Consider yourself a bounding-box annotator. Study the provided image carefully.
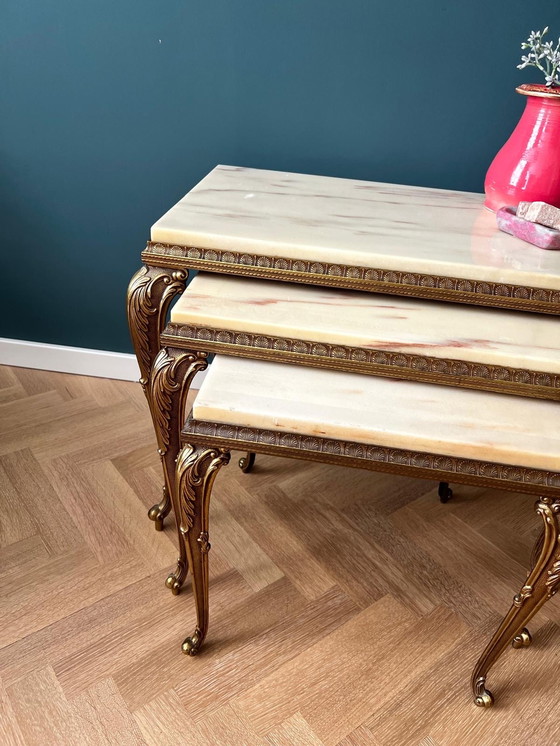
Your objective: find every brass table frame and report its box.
[143,240,560,315]
[176,413,560,709]
[162,321,560,402]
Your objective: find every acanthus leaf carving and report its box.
[126,265,188,390]
[149,348,208,454]
[175,444,230,534]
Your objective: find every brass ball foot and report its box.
[473,676,494,708]
[181,637,199,656]
[474,690,494,708]
[148,505,164,531]
[181,628,203,656]
[512,628,532,649]
[238,452,256,474]
[165,559,187,595]
[165,574,181,595]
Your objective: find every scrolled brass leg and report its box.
[471,496,560,707]
[175,443,230,655]
[238,452,256,473]
[127,265,189,531]
[149,348,209,593]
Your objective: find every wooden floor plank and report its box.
[7,667,90,746]
[134,690,201,746]
[1,449,82,554]
[0,678,26,746]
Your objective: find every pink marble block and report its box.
[496,207,560,250]
[517,201,560,230]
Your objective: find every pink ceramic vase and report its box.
[484,84,560,211]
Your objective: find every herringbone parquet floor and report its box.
[1,364,560,745]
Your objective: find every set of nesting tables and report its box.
[127,165,560,708]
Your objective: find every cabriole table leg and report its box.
[149,347,208,594]
[471,496,560,707]
[126,265,188,530]
[175,443,230,655]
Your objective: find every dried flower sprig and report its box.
[518,27,560,86]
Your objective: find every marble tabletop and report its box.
[193,356,560,472]
[171,273,560,375]
[151,165,560,291]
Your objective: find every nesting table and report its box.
[127,165,560,708]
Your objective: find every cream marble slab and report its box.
[171,273,560,374]
[193,356,560,472]
[151,165,560,291]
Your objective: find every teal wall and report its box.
[2,1,557,353]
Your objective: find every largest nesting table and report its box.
[127,165,560,708]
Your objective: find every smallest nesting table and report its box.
[177,355,560,708]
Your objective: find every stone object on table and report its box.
[517,201,560,230]
[496,207,560,251]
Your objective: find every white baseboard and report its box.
[0,337,207,388]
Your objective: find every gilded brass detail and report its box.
[545,558,560,596]
[182,417,560,497]
[197,532,211,553]
[162,322,560,401]
[143,241,560,314]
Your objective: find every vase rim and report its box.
[516,83,560,99]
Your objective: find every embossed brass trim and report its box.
[182,418,560,497]
[162,322,560,401]
[142,241,560,314]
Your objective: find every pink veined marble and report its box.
[496,207,560,250]
[484,85,560,212]
[517,200,560,230]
